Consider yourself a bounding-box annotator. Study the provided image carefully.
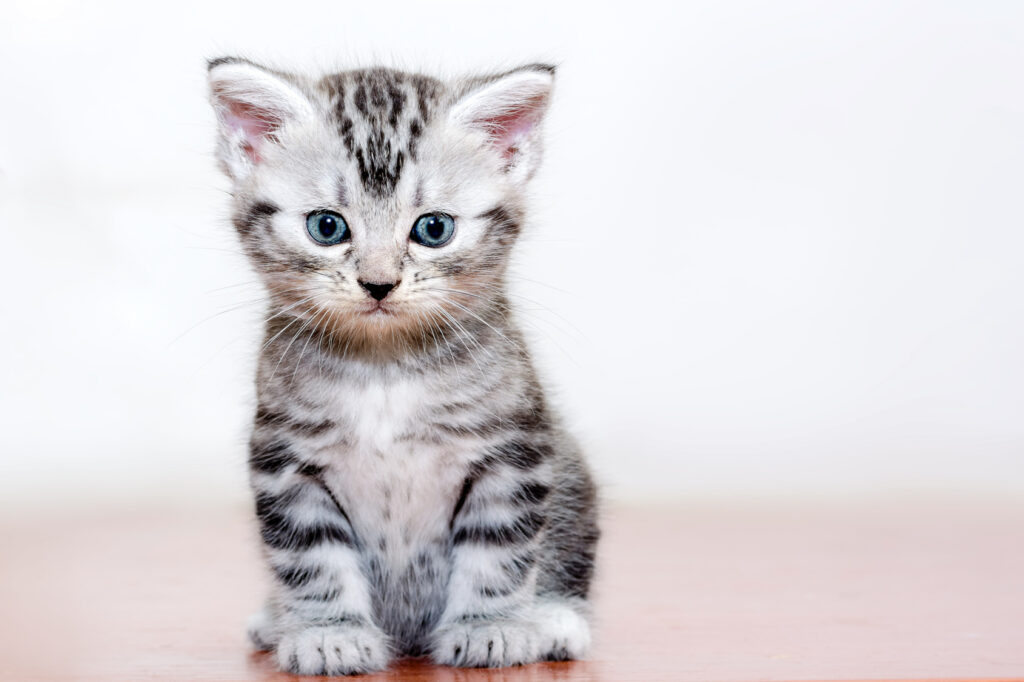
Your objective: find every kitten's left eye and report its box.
[410,213,455,247]
[306,211,350,245]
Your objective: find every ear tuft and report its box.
[207,58,313,181]
[450,65,555,183]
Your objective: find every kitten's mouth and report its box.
[362,302,397,317]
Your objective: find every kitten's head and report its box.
[207,58,554,356]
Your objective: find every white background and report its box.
[1,1,1022,509]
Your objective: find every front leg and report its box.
[248,436,390,675]
[431,442,592,668]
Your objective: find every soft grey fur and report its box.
[207,59,599,675]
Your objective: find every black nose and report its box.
[359,280,397,301]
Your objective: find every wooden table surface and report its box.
[1,499,1022,681]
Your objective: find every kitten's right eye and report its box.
[306,211,350,245]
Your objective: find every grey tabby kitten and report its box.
[206,58,599,675]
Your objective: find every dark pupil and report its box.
[319,216,337,238]
[426,218,444,240]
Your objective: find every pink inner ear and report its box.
[479,93,547,161]
[222,99,281,164]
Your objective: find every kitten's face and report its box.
[209,63,552,355]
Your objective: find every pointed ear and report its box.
[207,57,314,181]
[449,64,555,184]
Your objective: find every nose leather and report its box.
[359,280,397,301]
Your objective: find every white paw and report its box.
[246,609,278,651]
[431,603,591,668]
[275,622,391,675]
[432,619,540,668]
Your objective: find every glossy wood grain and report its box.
[1,500,1022,681]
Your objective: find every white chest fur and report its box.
[316,373,473,563]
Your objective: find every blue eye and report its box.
[411,213,455,247]
[306,211,350,245]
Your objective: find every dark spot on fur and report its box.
[273,564,321,588]
[339,115,355,153]
[370,80,388,110]
[411,75,436,120]
[354,83,368,116]
[387,81,405,127]
[256,489,354,551]
[492,439,550,470]
[353,129,406,197]
[434,257,467,276]
[255,405,335,438]
[510,481,551,506]
[478,582,519,598]
[287,255,322,272]
[501,549,536,584]
[296,461,325,478]
[477,205,522,245]
[297,587,342,602]
[450,474,477,529]
[408,119,423,159]
[452,510,545,546]
[233,201,279,238]
[248,439,296,473]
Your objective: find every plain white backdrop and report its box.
[1,1,1022,509]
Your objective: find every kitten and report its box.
[207,58,599,675]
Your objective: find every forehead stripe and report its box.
[320,68,442,199]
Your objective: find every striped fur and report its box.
[208,59,598,675]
